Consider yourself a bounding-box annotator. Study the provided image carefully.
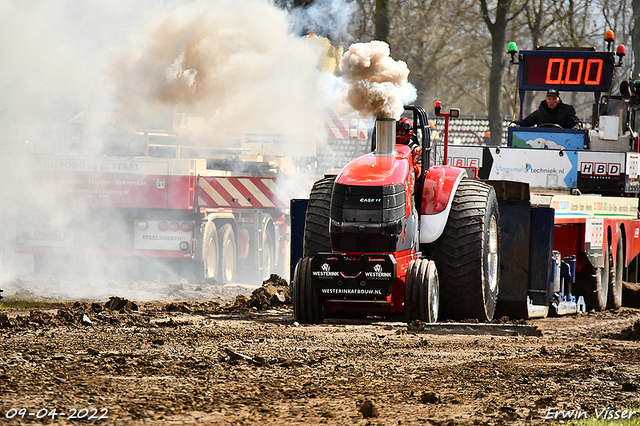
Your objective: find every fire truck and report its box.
[14,112,370,284]
[289,32,640,322]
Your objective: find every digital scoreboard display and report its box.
[520,50,615,92]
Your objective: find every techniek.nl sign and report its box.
[488,148,578,188]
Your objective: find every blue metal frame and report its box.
[508,127,589,150]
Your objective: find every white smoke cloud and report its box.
[287,0,358,45]
[110,0,329,141]
[0,0,165,154]
[335,40,417,119]
[0,0,360,291]
[0,0,166,281]
[0,0,414,294]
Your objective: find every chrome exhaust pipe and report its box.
[375,117,396,156]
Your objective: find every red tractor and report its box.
[292,105,500,324]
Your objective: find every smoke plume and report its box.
[0,0,418,295]
[287,0,357,45]
[335,40,416,119]
[110,0,328,141]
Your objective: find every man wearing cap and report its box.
[514,89,581,129]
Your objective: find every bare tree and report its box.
[600,0,633,82]
[375,0,390,42]
[319,0,634,123]
[292,0,315,7]
[634,0,640,79]
[384,0,492,113]
[480,0,528,145]
[514,0,558,116]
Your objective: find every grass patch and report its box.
[0,300,60,311]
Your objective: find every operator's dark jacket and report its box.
[514,100,580,129]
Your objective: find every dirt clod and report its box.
[620,319,640,340]
[0,314,10,327]
[105,296,138,311]
[358,399,379,418]
[248,274,291,310]
[420,391,439,404]
[623,281,640,308]
[164,302,192,313]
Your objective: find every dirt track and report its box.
[1,277,639,425]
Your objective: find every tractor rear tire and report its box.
[303,176,335,257]
[405,259,439,323]
[430,179,500,322]
[293,257,325,324]
[607,232,624,309]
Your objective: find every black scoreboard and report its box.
[519,50,615,93]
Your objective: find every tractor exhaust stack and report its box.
[375,117,396,156]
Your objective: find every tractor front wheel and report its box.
[405,259,439,323]
[292,257,325,324]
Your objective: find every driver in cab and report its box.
[513,89,581,129]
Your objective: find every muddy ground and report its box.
[0,276,639,425]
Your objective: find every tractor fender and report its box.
[419,165,467,243]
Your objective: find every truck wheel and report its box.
[293,257,325,324]
[607,232,624,309]
[218,223,236,283]
[201,219,219,281]
[261,233,274,282]
[576,247,609,311]
[431,179,500,322]
[303,176,335,257]
[405,259,439,323]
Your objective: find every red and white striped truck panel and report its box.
[197,176,315,211]
[325,113,370,140]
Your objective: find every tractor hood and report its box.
[336,148,411,187]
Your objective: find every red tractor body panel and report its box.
[421,165,467,215]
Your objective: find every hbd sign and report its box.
[580,162,621,176]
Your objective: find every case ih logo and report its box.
[581,162,621,176]
[360,198,381,203]
[313,263,339,278]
